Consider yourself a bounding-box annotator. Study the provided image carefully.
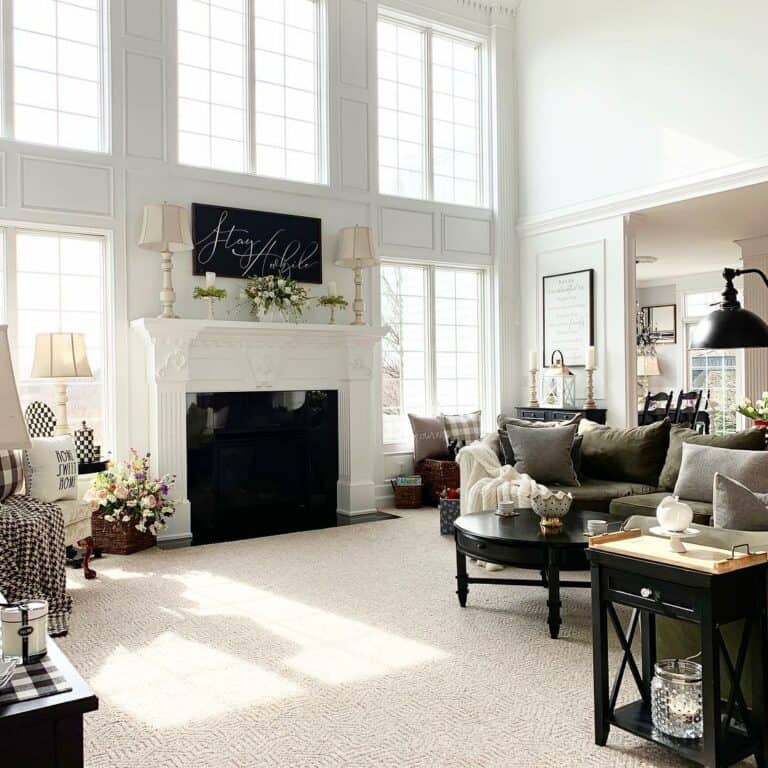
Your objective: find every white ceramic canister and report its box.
[1,601,48,664]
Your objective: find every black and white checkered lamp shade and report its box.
[24,401,56,438]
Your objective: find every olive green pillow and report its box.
[578,419,671,486]
[658,425,766,491]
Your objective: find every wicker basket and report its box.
[92,512,156,555]
[390,480,423,509]
[415,458,460,506]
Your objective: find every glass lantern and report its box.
[651,659,703,739]
[540,350,576,408]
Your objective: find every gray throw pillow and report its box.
[408,414,448,463]
[505,423,580,486]
[658,425,766,491]
[713,473,768,531]
[674,443,768,503]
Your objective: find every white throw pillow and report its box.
[26,436,79,503]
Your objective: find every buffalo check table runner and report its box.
[0,656,71,705]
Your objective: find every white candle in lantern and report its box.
[587,345,596,369]
[205,271,216,287]
[328,281,337,297]
[529,350,537,371]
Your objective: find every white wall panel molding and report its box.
[339,99,370,191]
[123,0,165,42]
[517,158,768,239]
[442,214,491,257]
[124,51,166,161]
[339,0,369,89]
[0,153,6,208]
[19,156,114,217]
[379,207,434,249]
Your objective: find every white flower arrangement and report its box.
[242,275,310,321]
[734,393,768,422]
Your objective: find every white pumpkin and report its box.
[656,495,694,533]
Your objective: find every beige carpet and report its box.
[60,509,710,767]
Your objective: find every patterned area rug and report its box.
[60,509,727,768]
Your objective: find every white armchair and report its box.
[59,475,96,579]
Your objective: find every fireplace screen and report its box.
[187,390,338,545]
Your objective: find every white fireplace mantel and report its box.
[131,317,387,546]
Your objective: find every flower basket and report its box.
[92,513,156,555]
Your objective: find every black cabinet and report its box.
[515,406,607,424]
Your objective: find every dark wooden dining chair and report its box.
[640,391,674,425]
[673,389,703,428]
[694,389,711,434]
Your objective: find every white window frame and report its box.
[377,7,489,209]
[0,0,111,154]
[0,222,117,451]
[175,0,329,186]
[380,260,492,451]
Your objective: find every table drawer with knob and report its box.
[455,531,545,567]
[604,569,702,619]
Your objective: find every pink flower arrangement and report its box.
[85,450,176,535]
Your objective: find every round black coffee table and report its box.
[453,509,620,638]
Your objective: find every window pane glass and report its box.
[14,232,108,446]
[177,0,247,172]
[431,34,481,206]
[252,1,322,183]
[381,265,428,445]
[377,18,426,200]
[13,0,105,152]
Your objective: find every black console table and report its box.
[515,406,607,424]
[587,536,768,767]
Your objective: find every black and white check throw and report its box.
[442,410,482,443]
[0,655,71,705]
[0,450,24,501]
[24,401,56,439]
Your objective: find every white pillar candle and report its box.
[587,345,596,369]
[205,271,216,287]
[328,281,337,297]
[529,349,537,370]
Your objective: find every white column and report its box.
[489,8,519,412]
[735,235,768,401]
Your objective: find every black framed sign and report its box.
[542,268,594,367]
[191,203,323,284]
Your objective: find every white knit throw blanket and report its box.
[458,442,539,515]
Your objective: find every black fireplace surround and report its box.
[187,390,339,545]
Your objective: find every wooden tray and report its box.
[589,529,768,574]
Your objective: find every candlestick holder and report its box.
[584,367,597,409]
[528,368,540,408]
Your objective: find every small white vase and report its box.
[656,495,694,532]
[258,306,284,323]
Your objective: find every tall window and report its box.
[177,0,326,184]
[684,290,739,435]
[377,12,485,207]
[0,229,109,445]
[381,263,485,446]
[11,0,107,152]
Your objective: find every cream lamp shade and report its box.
[636,354,661,377]
[335,226,378,268]
[0,325,31,450]
[138,203,193,253]
[31,333,92,379]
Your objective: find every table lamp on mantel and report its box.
[335,225,379,325]
[138,202,194,319]
[0,324,31,453]
[636,353,661,393]
[30,333,92,436]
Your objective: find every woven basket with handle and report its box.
[390,480,422,509]
[92,512,156,555]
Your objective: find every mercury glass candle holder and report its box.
[651,659,703,739]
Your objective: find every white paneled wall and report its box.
[0,0,514,510]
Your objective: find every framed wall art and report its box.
[643,304,677,344]
[542,269,594,367]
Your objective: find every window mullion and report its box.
[424,27,433,202]
[426,265,437,415]
[246,0,256,173]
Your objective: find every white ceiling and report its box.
[634,181,768,282]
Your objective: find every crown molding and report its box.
[455,0,521,16]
